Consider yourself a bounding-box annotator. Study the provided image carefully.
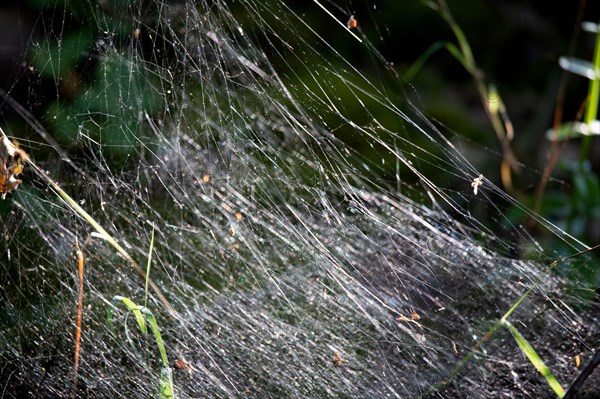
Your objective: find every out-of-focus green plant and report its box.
[411,1,599,274]
[407,0,518,191]
[29,5,162,160]
[541,21,600,246]
[549,22,600,150]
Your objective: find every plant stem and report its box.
[580,20,600,164]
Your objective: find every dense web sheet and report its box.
[0,1,598,398]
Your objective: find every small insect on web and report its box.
[471,174,484,195]
[0,127,28,199]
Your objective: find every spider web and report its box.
[0,1,597,398]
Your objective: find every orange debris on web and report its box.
[0,129,28,199]
[347,15,357,29]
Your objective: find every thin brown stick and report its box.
[72,240,84,399]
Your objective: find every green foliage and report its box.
[554,20,600,164]
[45,51,163,158]
[32,29,93,77]
[531,160,600,241]
[545,121,600,141]
[109,296,174,399]
[542,20,600,251]
[32,9,163,160]
[502,320,565,398]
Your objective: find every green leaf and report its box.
[573,166,600,217]
[140,307,169,368]
[420,1,439,12]
[502,320,565,398]
[403,41,466,81]
[113,295,147,334]
[32,28,92,78]
[112,297,175,398]
[145,222,156,308]
[160,367,175,399]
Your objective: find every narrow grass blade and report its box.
[111,296,175,398]
[427,243,600,396]
[145,222,156,308]
[403,41,466,81]
[502,320,565,398]
[140,307,168,368]
[72,242,85,399]
[113,295,147,334]
[160,367,175,399]
[581,23,600,162]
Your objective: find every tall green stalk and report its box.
[580,21,600,163]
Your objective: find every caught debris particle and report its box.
[0,128,28,199]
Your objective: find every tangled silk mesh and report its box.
[0,1,598,398]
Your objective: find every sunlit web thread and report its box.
[0,1,596,398]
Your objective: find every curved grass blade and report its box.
[113,295,147,334]
[111,296,175,398]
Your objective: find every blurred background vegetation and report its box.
[283,0,600,247]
